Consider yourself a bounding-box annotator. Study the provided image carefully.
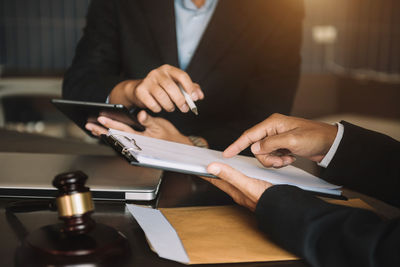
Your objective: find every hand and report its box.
[203,162,272,211]
[109,64,204,113]
[223,113,338,168]
[85,110,193,145]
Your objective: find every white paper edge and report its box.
[126,204,190,264]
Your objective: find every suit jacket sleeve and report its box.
[62,0,124,102]
[321,121,400,207]
[255,125,400,266]
[255,185,400,267]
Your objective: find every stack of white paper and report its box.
[109,129,341,196]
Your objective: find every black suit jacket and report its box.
[62,0,304,151]
[256,122,400,267]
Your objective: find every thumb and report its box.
[137,110,155,128]
[207,162,253,191]
[207,162,272,202]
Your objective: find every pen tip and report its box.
[192,108,198,116]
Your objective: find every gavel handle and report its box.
[5,199,57,213]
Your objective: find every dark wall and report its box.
[301,0,400,74]
[0,0,90,75]
[0,0,399,76]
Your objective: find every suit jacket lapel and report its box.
[186,0,250,83]
[138,0,179,67]
[137,0,250,81]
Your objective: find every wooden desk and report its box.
[0,129,309,266]
[1,129,398,266]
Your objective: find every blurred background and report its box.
[0,0,399,141]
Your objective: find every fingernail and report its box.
[98,117,106,124]
[251,142,260,153]
[272,162,281,168]
[283,159,291,165]
[191,92,198,101]
[181,104,189,112]
[140,111,147,122]
[199,91,204,99]
[86,124,93,131]
[208,164,221,175]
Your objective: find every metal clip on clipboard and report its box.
[101,134,142,163]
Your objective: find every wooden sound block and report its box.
[15,223,129,267]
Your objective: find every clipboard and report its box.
[102,133,217,178]
[103,129,343,197]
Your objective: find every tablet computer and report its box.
[51,99,145,137]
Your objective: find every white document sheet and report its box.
[109,129,341,195]
[126,204,190,264]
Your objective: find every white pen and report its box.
[178,84,198,115]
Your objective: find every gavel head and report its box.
[53,171,95,235]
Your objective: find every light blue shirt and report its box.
[174,0,218,70]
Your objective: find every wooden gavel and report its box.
[53,171,96,235]
[14,171,129,267]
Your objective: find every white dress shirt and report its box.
[174,0,218,70]
[318,122,344,168]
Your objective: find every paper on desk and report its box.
[126,204,190,264]
[109,129,342,196]
[127,200,374,264]
[126,204,298,264]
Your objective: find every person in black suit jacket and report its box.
[62,0,304,151]
[203,113,400,267]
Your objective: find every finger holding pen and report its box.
[142,65,203,113]
[163,66,203,115]
[157,67,202,113]
[179,84,199,115]
[110,64,204,114]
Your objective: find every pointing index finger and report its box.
[223,121,272,158]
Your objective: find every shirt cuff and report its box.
[318,122,344,168]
